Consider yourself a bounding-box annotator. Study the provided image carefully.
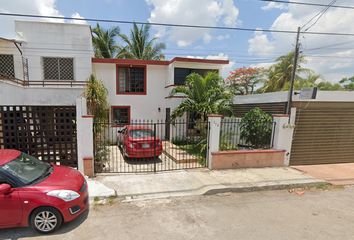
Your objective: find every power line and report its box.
[257,0,354,9]
[301,0,337,32]
[2,12,354,37]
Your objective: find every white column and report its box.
[207,115,222,169]
[272,112,295,166]
[76,97,94,175]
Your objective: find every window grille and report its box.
[43,57,74,80]
[118,67,145,93]
[112,107,130,125]
[0,54,15,77]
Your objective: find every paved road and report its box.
[2,187,354,240]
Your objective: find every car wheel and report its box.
[30,207,62,234]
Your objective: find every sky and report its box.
[1,0,354,82]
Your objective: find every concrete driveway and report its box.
[291,163,354,185]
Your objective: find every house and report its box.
[92,57,229,139]
[0,21,93,167]
[0,20,93,106]
[232,91,354,166]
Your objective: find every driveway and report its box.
[101,146,182,173]
[291,163,354,185]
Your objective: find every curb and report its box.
[203,181,325,195]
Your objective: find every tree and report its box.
[284,73,322,90]
[260,51,312,92]
[340,76,354,91]
[83,73,109,123]
[168,71,234,122]
[225,67,264,95]
[116,22,166,60]
[92,23,120,58]
[317,81,343,91]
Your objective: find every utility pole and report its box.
[286,26,300,115]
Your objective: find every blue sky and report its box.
[1,0,354,82]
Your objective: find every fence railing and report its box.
[220,118,276,150]
[0,72,86,87]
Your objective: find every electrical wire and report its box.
[257,0,354,9]
[301,0,337,32]
[2,12,354,37]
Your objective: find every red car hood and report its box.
[35,165,84,192]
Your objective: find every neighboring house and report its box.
[0,20,93,106]
[233,91,354,166]
[92,57,229,132]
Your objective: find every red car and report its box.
[117,125,162,158]
[0,149,88,234]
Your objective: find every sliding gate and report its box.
[93,120,209,173]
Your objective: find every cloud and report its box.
[145,0,240,47]
[0,0,85,39]
[248,0,354,83]
[262,2,289,11]
[69,12,87,24]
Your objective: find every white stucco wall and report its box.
[14,20,93,81]
[94,63,166,121]
[0,82,84,105]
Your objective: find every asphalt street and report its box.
[1,186,354,240]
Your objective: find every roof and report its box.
[92,57,229,66]
[0,149,21,165]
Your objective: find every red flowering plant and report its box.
[225,67,264,95]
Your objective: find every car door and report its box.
[0,175,23,226]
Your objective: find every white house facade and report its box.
[0,20,93,106]
[92,57,229,124]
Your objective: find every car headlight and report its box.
[47,190,80,202]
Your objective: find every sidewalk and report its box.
[87,167,324,201]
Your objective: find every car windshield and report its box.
[129,129,155,138]
[1,152,50,186]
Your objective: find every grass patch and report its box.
[177,144,206,167]
[94,197,100,201]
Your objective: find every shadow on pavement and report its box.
[0,207,89,240]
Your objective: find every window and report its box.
[117,66,146,94]
[174,68,218,85]
[0,54,15,77]
[43,57,74,80]
[112,106,130,126]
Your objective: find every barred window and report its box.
[0,54,15,77]
[43,57,74,80]
[117,67,145,93]
[112,106,130,126]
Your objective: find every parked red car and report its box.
[0,149,88,234]
[117,125,162,158]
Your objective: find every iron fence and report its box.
[93,119,209,173]
[220,118,276,150]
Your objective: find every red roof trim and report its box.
[92,57,229,65]
[92,58,170,65]
[170,57,229,65]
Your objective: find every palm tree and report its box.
[168,71,234,122]
[260,51,312,92]
[92,23,120,58]
[116,22,166,60]
[284,73,323,90]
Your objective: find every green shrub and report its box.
[240,107,273,149]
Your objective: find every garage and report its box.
[290,102,354,165]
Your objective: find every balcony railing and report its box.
[0,72,86,87]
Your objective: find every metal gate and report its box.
[290,102,354,165]
[93,120,209,173]
[0,106,78,167]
